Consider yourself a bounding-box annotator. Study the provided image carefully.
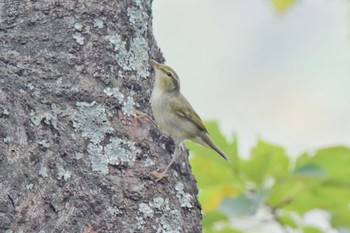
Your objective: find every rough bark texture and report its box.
[0,0,202,232]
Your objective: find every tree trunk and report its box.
[0,0,202,232]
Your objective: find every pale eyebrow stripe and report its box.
[161,68,179,90]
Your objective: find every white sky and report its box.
[152,0,350,157]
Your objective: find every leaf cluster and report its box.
[187,121,350,233]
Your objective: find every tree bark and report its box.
[0,0,202,232]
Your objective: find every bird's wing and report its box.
[169,94,208,133]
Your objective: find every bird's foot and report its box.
[151,171,168,182]
[135,110,158,127]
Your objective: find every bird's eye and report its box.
[166,72,172,77]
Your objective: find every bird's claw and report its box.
[135,110,148,118]
[151,171,168,182]
[135,110,158,127]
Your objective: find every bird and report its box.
[149,59,228,181]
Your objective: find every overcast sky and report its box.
[152,0,350,157]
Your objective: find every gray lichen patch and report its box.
[127,37,150,78]
[106,206,121,216]
[138,202,154,218]
[93,18,104,29]
[72,32,84,45]
[73,100,138,175]
[30,104,71,130]
[127,6,149,34]
[122,96,135,116]
[38,139,50,149]
[3,136,12,144]
[131,183,144,193]
[125,1,151,79]
[1,107,9,116]
[105,137,138,166]
[5,230,23,233]
[26,183,34,190]
[174,182,193,208]
[72,101,114,144]
[103,87,124,102]
[25,82,34,91]
[39,166,48,177]
[87,137,139,175]
[136,216,146,230]
[137,197,183,232]
[157,209,181,233]
[87,143,109,175]
[5,230,24,233]
[30,111,56,128]
[106,34,128,68]
[57,166,72,181]
[103,87,136,116]
[151,197,170,211]
[105,34,149,78]
[140,197,171,216]
[143,157,155,167]
[73,22,83,31]
[30,111,46,126]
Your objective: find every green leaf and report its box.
[214,227,241,233]
[282,185,350,216]
[198,184,240,213]
[189,142,243,212]
[188,120,350,233]
[202,211,228,231]
[276,211,298,228]
[267,177,308,208]
[271,0,296,12]
[219,194,259,217]
[293,164,326,177]
[295,147,350,183]
[241,140,289,186]
[204,226,241,233]
[202,210,241,233]
[189,147,238,187]
[302,226,323,233]
[331,207,350,228]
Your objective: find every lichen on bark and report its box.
[0,0,202,232]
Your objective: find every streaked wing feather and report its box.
[170,95,208,133]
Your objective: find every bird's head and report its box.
[149,59,180,93]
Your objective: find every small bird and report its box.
[149,59,228,181]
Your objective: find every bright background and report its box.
[152,0,350,158]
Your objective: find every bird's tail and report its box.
[195,133,228,160]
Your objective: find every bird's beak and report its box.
[149,59,161,69]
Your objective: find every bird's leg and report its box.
[152,143,182,182]
[135,110,158,127]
